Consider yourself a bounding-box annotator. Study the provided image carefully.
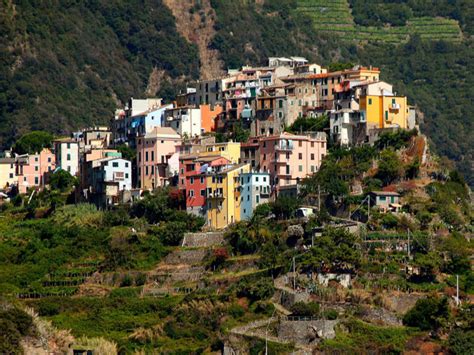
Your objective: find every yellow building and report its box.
[360,95,408,129]
[200,141,241,164]
[0,158,16,188]
[206,163,250,229]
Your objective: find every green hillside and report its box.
[295,0,462,43]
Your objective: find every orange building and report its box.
[200,104,223,133]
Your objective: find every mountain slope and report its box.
[0,0,199,143]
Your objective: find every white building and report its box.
[239,172,271,221]
[164,107,202,137]
[54,138,80,176]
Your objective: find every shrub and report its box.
[403,296,449,331]
[236,278,274,302]
[448,328,474,355]
[120,274,133,287]
[135,273,147,286]
[290,301,320,317]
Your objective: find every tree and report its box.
[116,144,136,162]
[49,169,77,192]
[376,149,403,185]
[13,131,53,154]
[403,296,449,331]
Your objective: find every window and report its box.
[263,154,266,161]
[311,142,314,148]
[299,141,302,147]
[368,98,372,105]
[247,195,250,201]
[200,177,204,184]
[286,165,290,174]
[263,142,266,148]
[125,173,129,179]
[298,153,302,160]
[200,189,205,197]
[379,196,386,201]
[35,177,39,185]
[189,190,194,197]
[67,153,71,161]
[311,166,315,172]
[67,166,70,172]
[125,162,129,168]
[112,162,119,168]
[311,153,314,160]
[48,157,51,163]
[298,165,303,172]
[256,176,259,182]
[392,98,396,104]
[181,179,184,185]
[151,151,154,161]
[263,177,266,182]
[145,152,148,161]
[145,166,149,175]
[385,111,388,120]
[298,100,302,106]
[181,168,184,174]
[278,100,283,108]
[190,177,194,184]
[9,173,13,179]
[35,166,39,172]
[256,195,260,204]
[138,153,141,162]
[278,112,282,118]
[35,157,38,162]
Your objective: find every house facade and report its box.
[136,127,181,190]
[239,172,271,221]
[54,138,80,176]
[17,148,56,193]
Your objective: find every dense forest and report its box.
[1,0,473,184]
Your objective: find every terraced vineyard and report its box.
[296,0,462,43]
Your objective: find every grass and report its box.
[295,0,462,43]
[320,318,419,352]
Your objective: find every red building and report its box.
[179,154,230,216]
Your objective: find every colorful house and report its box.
[258,132,327,191]
[358,81,408,130]
[200,104,223,133]
[239,172,271,220]
[179,155,230,217]
[54,138,80,176]
[0,158,16,189]
[136,127,182,190]
[206,163,250,229]
[16,148,56,193]
[199,141,241,164]
[87,157,132,207]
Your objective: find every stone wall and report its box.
[182,231,225,248]
[278,319,338,345]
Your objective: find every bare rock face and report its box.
[162,0,225,80]
[278,319,339,345]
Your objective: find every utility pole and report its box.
[318,184,321,211]
[367,196,370,220]
[456,275,460,307]
[407,229,411,259]
[293,256,296,290]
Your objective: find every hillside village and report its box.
[1,58,418,227]
[0,57,472,353]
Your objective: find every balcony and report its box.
[274,142,294,151]
[207,191,224,199]
[390,103,400,110]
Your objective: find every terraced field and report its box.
[296,0,462,43]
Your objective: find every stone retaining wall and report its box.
[182,231,225,248]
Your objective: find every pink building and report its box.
[17,148,56,193]
[258,132,327,190]
[137,127,181,190]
